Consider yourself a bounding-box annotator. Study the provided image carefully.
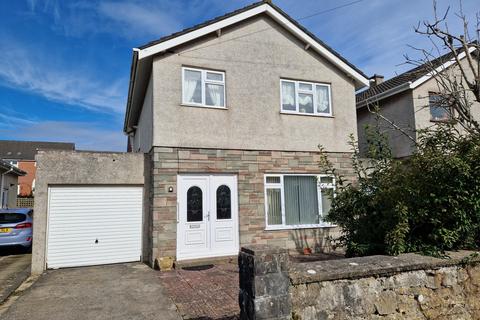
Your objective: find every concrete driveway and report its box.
[0,248,31,304]
[1,263,181,320]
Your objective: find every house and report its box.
[0,140,75,197]
[0,159,26,208]
[356,47,480,158]
[30,0,369,274]
[125,0,368,266]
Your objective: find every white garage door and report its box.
[47,186,143,269]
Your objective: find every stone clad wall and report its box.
[291,264,480,319]
[239,245,480,320]
[149,147,355,266]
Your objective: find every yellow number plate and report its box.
[0,228,12,233]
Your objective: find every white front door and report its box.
[177,175,239,261]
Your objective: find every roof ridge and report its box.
[356,47,473,104]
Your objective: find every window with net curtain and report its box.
[265,175,335,228]
[183,67,225,107]
[281,79,331,115]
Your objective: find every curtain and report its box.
[184,70,201,103]
[298,93,313,113]
[281,81,295,110]
[316,85,330,113]
[285,176,319,225]
[267,189,282,225]
[206,84,224,106]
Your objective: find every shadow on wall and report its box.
[290,228,340,254]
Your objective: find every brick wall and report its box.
[18,161,36,196]
[148,147,355,265]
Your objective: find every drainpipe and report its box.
[0,168,13,209]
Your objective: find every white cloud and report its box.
[0,112,126,151]
[0,38,126,114]
[96,1,182,38]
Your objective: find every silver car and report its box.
[0,208,33,249]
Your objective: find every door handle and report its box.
[207,211,210,221]
[177,202,180,223]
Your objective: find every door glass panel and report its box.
[187,186,203,222]
[216,185,231,220]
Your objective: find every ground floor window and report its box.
[264,174,335,229]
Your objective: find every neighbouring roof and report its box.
[124,0,369,133]
[0,159,26,176]
[0,140,75,161]
[356,46,478,107]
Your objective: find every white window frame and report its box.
[264,174,336,230]
[280,79,333,117]
[182,67,226,109]
[428,92,453,122]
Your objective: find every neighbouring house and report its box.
[125,0,368,266]
[356,47,480,158]
[0,140,75,197]
[0,159,26,208]
[30,0,369,274]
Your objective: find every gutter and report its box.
[356,82,412,110]
[123,49,140,134]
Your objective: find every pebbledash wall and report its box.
[239,245,480,320]
[147,147,355,266]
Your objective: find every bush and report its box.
[321,125,480,257]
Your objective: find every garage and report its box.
[46,186,143,269]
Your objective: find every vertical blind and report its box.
[284,176,319,225]
[266,188,282,225]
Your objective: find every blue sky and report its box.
[0,0,478,151]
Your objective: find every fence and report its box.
[16,197,34,208]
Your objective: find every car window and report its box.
[0,213,26,224]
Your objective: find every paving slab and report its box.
[1,263,181,320]
[0,254,31,303]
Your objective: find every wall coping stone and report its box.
[241,245,288,256]
[289,250,480,285]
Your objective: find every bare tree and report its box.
[405,0,480,134]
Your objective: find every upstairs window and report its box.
[182,67,225,108]
[429,93,452,122]
[281,79,332,116]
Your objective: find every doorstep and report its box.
[174,255,237,269]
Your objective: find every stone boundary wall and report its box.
[239,245,480,320]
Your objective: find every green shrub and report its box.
[321,125,480,257]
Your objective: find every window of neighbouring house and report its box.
[182,67,225,108]
[429,93,452,122]
[264,174,335,229]
[280,79,332,116]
